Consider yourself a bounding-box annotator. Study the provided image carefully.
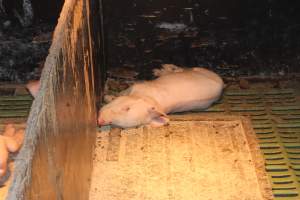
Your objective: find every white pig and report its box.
[26,80,40,98]
[98,67,224,128]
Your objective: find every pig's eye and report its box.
[122,106,130,112]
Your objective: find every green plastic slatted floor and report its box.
[0,87,32,129]
[2,86,300,199]
[206,89,300,199]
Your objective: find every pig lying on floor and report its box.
[98,67,224,128]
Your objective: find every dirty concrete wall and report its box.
[103,0,300,78]
[6,0,104,199]
[31,0,64,22]
[1,0,64,23]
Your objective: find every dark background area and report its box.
[1,0,64,23]
[0,0,64,82]
[1,0,300,82]
[103,0,300,79]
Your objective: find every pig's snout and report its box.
[98,118,106,126]
[97,115,111,126]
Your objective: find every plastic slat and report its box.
[219,88,300,198]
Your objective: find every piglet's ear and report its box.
[148,107,169,127]
[148,107,167,117]
[149,116,170,127]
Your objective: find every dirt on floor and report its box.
[89,116,273,200]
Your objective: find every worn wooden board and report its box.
[6,0,104,199]
[89,115,273,200]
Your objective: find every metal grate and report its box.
[0,87,32,120]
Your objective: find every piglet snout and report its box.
[98,118,106,126]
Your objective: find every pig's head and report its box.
[98,95,169,128]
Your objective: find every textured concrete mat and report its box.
[90,116,273,200]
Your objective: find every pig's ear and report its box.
[148,106,167,116]
[148,107,169,127]
[149,116,170,127]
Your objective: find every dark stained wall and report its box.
[103,0,300,78]
[31,0,65,22]
[1,0,64,23]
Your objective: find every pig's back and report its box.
[130,68,224,113]
[155,69,223,90]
